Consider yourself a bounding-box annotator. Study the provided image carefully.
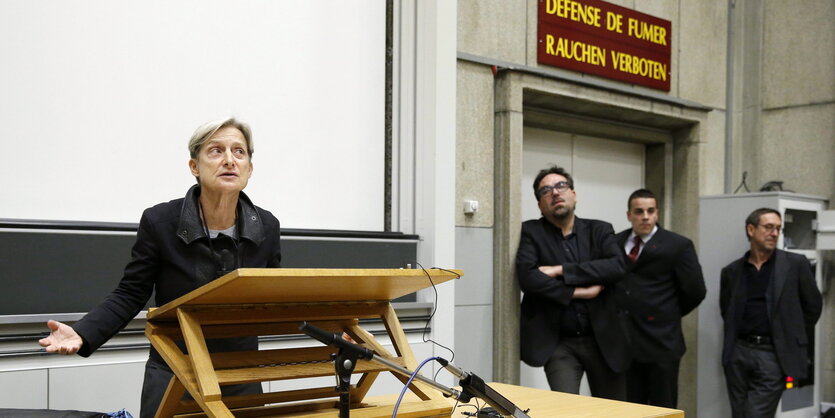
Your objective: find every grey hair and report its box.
[187,117,254,159]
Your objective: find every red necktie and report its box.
[628,236,642,263]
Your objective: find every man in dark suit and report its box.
[516,165,628,400]
[614,189,706,408]
[720,208,822,417]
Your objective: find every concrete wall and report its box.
[758,0,835,403]
[759,0,835,199]
[455,0,833,416]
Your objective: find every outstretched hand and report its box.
[39,320,83,355]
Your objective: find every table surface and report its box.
[361,382,684,418]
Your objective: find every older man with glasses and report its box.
[720,208,822,417]
[515,165,629,400]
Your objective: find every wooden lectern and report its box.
[144,268,461,418]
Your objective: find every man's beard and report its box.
[550,204,574,219]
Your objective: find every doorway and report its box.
[519,126,645,392]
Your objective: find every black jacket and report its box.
[73,185,282,363]
[614,227,706,362]
[516,216,629,372]
[720,249,821,379]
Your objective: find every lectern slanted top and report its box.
[144,268,460,418]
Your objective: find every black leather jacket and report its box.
[73,185,281,364]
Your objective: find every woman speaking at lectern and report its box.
[39,118,282,417]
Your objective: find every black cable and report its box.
[733,171,750,193]
[415,262,456,362]
[431,267,463,280]
[429,266,461,367]
[460,398,483,415]
[433,364,444,381]
[454,400,480,416]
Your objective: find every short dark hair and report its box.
[627,189,657,210]
[532,166,574,200]
[744,207,781,241]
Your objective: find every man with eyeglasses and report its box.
[720,208,822,417]
[515,165,628,400]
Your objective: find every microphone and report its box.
[298,321,465,401]
[435,357,469,382]
[298,321,374,360]
[434,358,531,418]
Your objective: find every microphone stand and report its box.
[333,348,357,418]
[298,322,530,418]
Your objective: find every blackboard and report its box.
[0,223,418,317]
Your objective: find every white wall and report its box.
[0,0,385,231]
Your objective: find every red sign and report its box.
[537,0,672,91]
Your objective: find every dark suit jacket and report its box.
[614,227,706,362]
[720,249,822,379]
[516,216,628,372]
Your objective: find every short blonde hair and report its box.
[188,117,254,159]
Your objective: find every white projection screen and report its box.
[0,1,385,231]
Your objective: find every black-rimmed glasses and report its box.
[757,223,782,234]
[537,181,572,199]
